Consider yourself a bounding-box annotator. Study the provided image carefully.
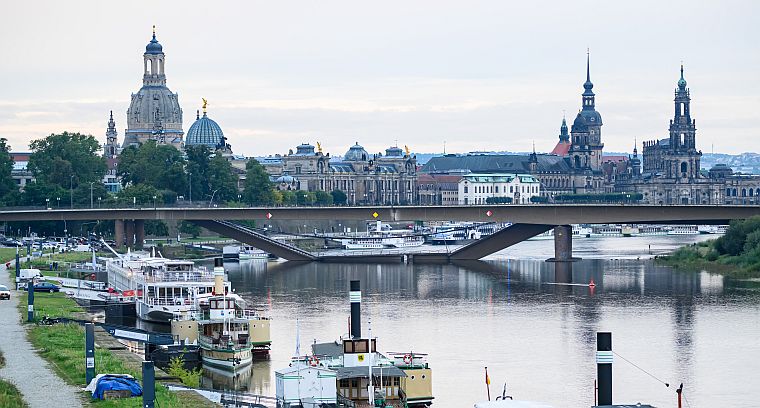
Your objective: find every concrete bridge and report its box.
[1,205,757,261]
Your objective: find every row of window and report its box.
[463,185,538,194]
[727,188,760,197]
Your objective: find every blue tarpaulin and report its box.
[92,375,143,400]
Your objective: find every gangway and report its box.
[193,220,317,261]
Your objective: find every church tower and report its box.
[124,27,184,148]
[105,110,119,159]
[568,52,604,172]
[666,65,700,179]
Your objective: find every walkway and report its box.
[0,261,84,408]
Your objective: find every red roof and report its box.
[550,141,571,156]
[603,155,628,163]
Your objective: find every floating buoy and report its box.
[589,279,596,288]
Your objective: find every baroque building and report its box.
[186,99,231,152]
[124,28,184,148]
[267,142,418,205]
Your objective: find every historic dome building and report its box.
[186,101,228,151]
[124,27,184,148]
[343,143,369,161]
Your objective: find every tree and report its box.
[330,189,347,206]
[145,220,169,236]
[184,145,212,201]
[118,184,162,206]
[208,152,239,203]
[27,132,107,188]
[0,138,18,206]
[314,191,333,206]
[281,190,297,205]
[242,159,275,205]
[297,191,317,206]
[117,140,187,196]
[179,221,201,238]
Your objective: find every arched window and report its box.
[726,188,731,196]
[680,162,688,174]
[741,188,747,197]
[750,189,754,197]
[732,188,737,196]
[574,156,581,168]
[756,188,760,197]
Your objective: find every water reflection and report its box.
[208,244,759,407]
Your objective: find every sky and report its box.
[1,0,759,157]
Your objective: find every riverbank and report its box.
[657,217,760,278]
[16,292,214,407]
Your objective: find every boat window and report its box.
[394,377,400,386]
[339,379,349,387]
[351,379,358,387]
[344,340,354,353]
[354,339,368,353]
[371,339,376,352]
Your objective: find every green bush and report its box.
[166,357,201,388]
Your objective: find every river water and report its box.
[203,235,760,407]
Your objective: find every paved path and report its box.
[0,260,84,407]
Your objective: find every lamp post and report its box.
[188,173,193,204]
[45,198,50,209]
[56,197,60,208]
[89,182,95,208]
[153,195,157,209]
[98,197,102,208]
[70,175,74,208]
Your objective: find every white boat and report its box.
[106,252,227,323]
[667,225,699,235]
[239,246,269,260]
[428,222,512,245]
[698,225,728,234]
[341,221,424,250]
[528,225,592,241]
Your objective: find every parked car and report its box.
[0,285,10,300]
[24,282,60,293]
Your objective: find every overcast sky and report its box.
[1,0,758,156]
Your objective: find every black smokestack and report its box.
[597,332,613,405]
[350,280,361,338]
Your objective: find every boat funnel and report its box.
[597,331,613,405]
[350,280,361,338]
[213,257,225,295]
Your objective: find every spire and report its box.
[107,110,116,131]
[559,115,569,142]
[677,62,687,90]
[196,110,200,120]
[586,48,591,83]
[152,25,156,40]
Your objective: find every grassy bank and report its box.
[18,293,212,407]
[659,216,760,278]
[0,352,28,408]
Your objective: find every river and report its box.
[203,235,760,407]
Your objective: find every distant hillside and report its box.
[414,151,760,174]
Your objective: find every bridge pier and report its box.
[125,220,135,250]
[114,220,125,249]
[134,220,145,250]
[547,225,579,262]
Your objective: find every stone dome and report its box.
[344,142,369,161]
[124,85,183,146]
[295,144,315,155]
[186,111,225,149]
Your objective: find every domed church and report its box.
[186,99,230,152]
[124,27,184,147]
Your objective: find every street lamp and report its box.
[57,197,60,208]
[98,197,102,208]
[89,182,95,208]
[153,195,157,209]
[188,173,193,204]
[70,175,75,208]
[45,198,50,209]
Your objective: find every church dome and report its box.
[385,146,403,157]
[295,143,315,155]
[145,33,163,54]
[186,111,225,149]
[571,112,588,132]
[344,142,369,161]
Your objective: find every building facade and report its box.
[266,143,418,205]
[458,174,540,205]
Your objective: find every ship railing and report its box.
[336,392,356,408]
[138,271,216,283]
[199,334,246,349]
[145,297,191,306]
[238,309,268,319]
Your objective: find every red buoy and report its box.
[589,279,596,288]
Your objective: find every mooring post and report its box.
[596,331,613,406]
[85,323,95,385]
[142,361,155,408]
[15,249,20,278]
[26,241,30,256]
[27,280,34,322]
